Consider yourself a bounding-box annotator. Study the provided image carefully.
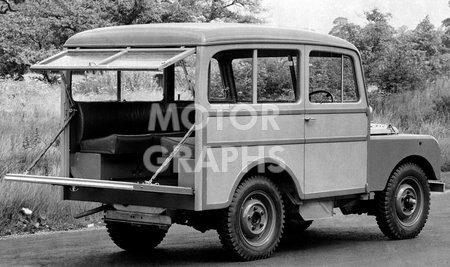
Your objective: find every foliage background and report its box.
[0,0,264,80]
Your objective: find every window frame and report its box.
[207,48,301,105]
[307,50,360,105]
[69,52,197,103]
[70,70,165,103]
[32,47,195,71]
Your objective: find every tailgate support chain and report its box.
[25,110,76,174]
[145,124,195,185]
[25,72,76,174]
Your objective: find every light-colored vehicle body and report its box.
[5,23,444,260]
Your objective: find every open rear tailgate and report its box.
[4,174,195,210]
[4,173,193,195]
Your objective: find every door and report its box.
[199,46,306,208]
[304,46,369,198]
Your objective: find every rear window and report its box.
[71,54,196,102]
[72,71,163,102]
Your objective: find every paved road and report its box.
[1,192,449,267]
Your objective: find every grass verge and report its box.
[0,78,99,236]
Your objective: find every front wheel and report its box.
[375,163,430,239]
[217,175,285,261]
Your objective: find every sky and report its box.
[264,0,450,33]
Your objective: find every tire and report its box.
[375,163,430,239]
[106,221,169,253]
[217,175,284,261]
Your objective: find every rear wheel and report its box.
[217,175,284,261]
[375,163,430,239]
[106,221,169,253]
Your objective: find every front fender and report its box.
[367,134,441,191]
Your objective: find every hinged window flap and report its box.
[31,48,195,71]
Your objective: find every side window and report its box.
[208,49,299,103]
[121,71,163,101]
[232,57,253,102]
[257,51,297,102]
[343,56,358,102]
[309,51,358,103]
[72,71,165,102]
[174,54,195,101]
[209,58,232,101]
[72,71,117,101]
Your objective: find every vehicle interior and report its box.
[68,56,196,186]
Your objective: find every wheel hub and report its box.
[396,184,418,218]
[238,190,276,247]
[241,199,268,236]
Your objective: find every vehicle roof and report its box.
[64,23,357,51]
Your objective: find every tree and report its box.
[329,8,450,93]
[358,9,395,87]
[329,17,362,46]
[330,9,396,88]
[411,16,441,57]
[0,0,24,14]
[101,0,265,25]
[376,39,428,92]
[442,1,450,48]
[0,0,266,80]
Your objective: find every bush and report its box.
[369,77,450,171]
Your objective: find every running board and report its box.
[4,173,194,195]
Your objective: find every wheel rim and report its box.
[394,176,424,227]
[239,190,276,247]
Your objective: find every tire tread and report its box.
[217,175,284,261]
[375,162,430,239]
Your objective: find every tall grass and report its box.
[0,78,97,235]
[369,77,450,171]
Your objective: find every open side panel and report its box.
[31,48,195,71]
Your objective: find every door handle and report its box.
[305,117,317,122]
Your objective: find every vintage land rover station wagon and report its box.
[5,23,445,261]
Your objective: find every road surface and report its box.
[1,192,449,266]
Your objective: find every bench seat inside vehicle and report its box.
[71,101,195,181]
[79,132,188,155]
[74,101,194,155]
